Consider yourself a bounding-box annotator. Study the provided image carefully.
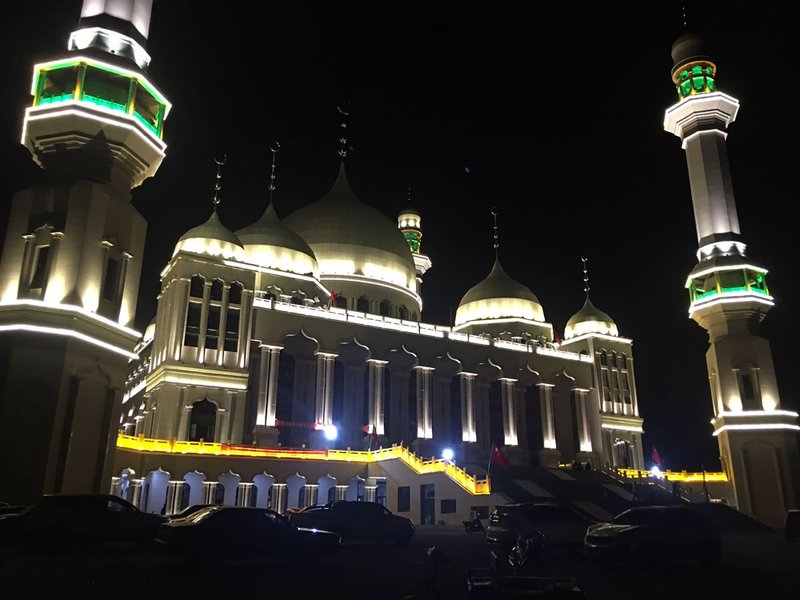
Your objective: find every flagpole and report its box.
[487,444,493,478]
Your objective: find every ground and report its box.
[0,527,797,599]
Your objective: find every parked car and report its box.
[157,505,340,563]
[167,503,216,520]
[584,505,721,567]
[288,501,415,544]
[0,494,165,547]
[486,502,592,555]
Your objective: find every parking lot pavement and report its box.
[1,528,798,600]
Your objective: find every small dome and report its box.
[237,203,319,277]
[671,32,714,76]
[455,259,545,325]
[283,163,418,295]
[564,296,618,339]
[174,210,245,261]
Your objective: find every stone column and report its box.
[537,383,560,466]
[501,378,518,446]
[171,277,188,361]
[367,359,387,435]
[216,284,230,367]
[459,373,477,442]
[198,281,211,362]
[574,389,592,453]
[256,345,282,427]
[315,353,337,425]
[415,366,433,439]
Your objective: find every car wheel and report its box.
[395,524,414,546]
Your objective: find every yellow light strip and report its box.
[0,324,137,359]
[116,434,491,495]
[615,467,728,483]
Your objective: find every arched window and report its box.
[225,282,243,352]
[210,279,224,301]
[184,275,205,347]
[398,305,409,320]
[334,294,347,309]
[379,299,391,317]
[188,399,216,441]
[229,281,243,305]
[356,297,370,313]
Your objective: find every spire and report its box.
[268,141,280,205]
[491,207,500,260]
[211,154,226,211]
[337,101,351,160]
[581,256,590,296]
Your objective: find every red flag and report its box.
[651,446,662,467]
[490,443,510,470]
[330,291,337,308]
[552,330,563,346]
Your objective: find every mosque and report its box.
[0,0,795,527]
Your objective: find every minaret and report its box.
[398,187,432,285]
[0,0,170,503]
[664,33,799,526]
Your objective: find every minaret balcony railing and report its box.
[29,56,170,139]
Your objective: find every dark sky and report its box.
[2,1,799,471]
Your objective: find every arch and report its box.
[334,293,347,309]
[188,398,217,441]
[356,296,370,313]
[144,468,170,515]
[183,470,206,507]
[346,475,365,501]
[189,275,205,297]
[229,281,243,305]
[286,473,307,510]
[118,467,136,501]
[317,474,337,505]
[253,472,275,509]
[379,299,391,316]
[210,278,224,301]
[218,470,241,506]
[398,305,409,320]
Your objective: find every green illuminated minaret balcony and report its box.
[687,267,770,304]
[31,57,169,138]
[674,62,716,100]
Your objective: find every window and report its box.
[102,257,120,301]
[224,308,239,352]
[397,486,410,512]
[184,276,204,347]
[210,279,224,301]
[39,66,78,104]
[379,299,391,316]
[29,245,50,289]
[206,306,220,350]
[398,305,409,320]
[356,297,370,313]
[441,499,456,514]
[741,373,756,403]
[82,67,129,112]
[229,282,243,305]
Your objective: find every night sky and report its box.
[2,1,798,471]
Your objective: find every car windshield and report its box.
[182,505,223,523]
[613,509,661,525]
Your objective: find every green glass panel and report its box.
[83,94,126,112]
[38,93,73,105]
[133,111,159,134]
[681,81,692,97]
[705,67,713,75]
[692,65,703,75]
[680,70,689,82]
[707,78,715,91]
[693,76,706,91]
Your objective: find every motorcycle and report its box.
[462,516,484,534]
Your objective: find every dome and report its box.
[283,164,418,297]
[455,259,545,326]
[174,210,246,261]
[671,32,714,76]
[564,296,618,339]
[236,203,319,277]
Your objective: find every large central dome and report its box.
[283,164,420,311]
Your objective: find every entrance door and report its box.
[420,484,435,525]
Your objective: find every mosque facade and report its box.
[9,0,795,528]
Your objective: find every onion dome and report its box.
[236,203,319,277]
[173,210,245,261]
[564,296,618,340]
[283,164,418,303]
[455,259,545,326]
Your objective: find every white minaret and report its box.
[664,33,799,526]
[0,0,169,503]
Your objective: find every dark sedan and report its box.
[288,501,414,544]
[157,506,340,563]
[0,494,165,547]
